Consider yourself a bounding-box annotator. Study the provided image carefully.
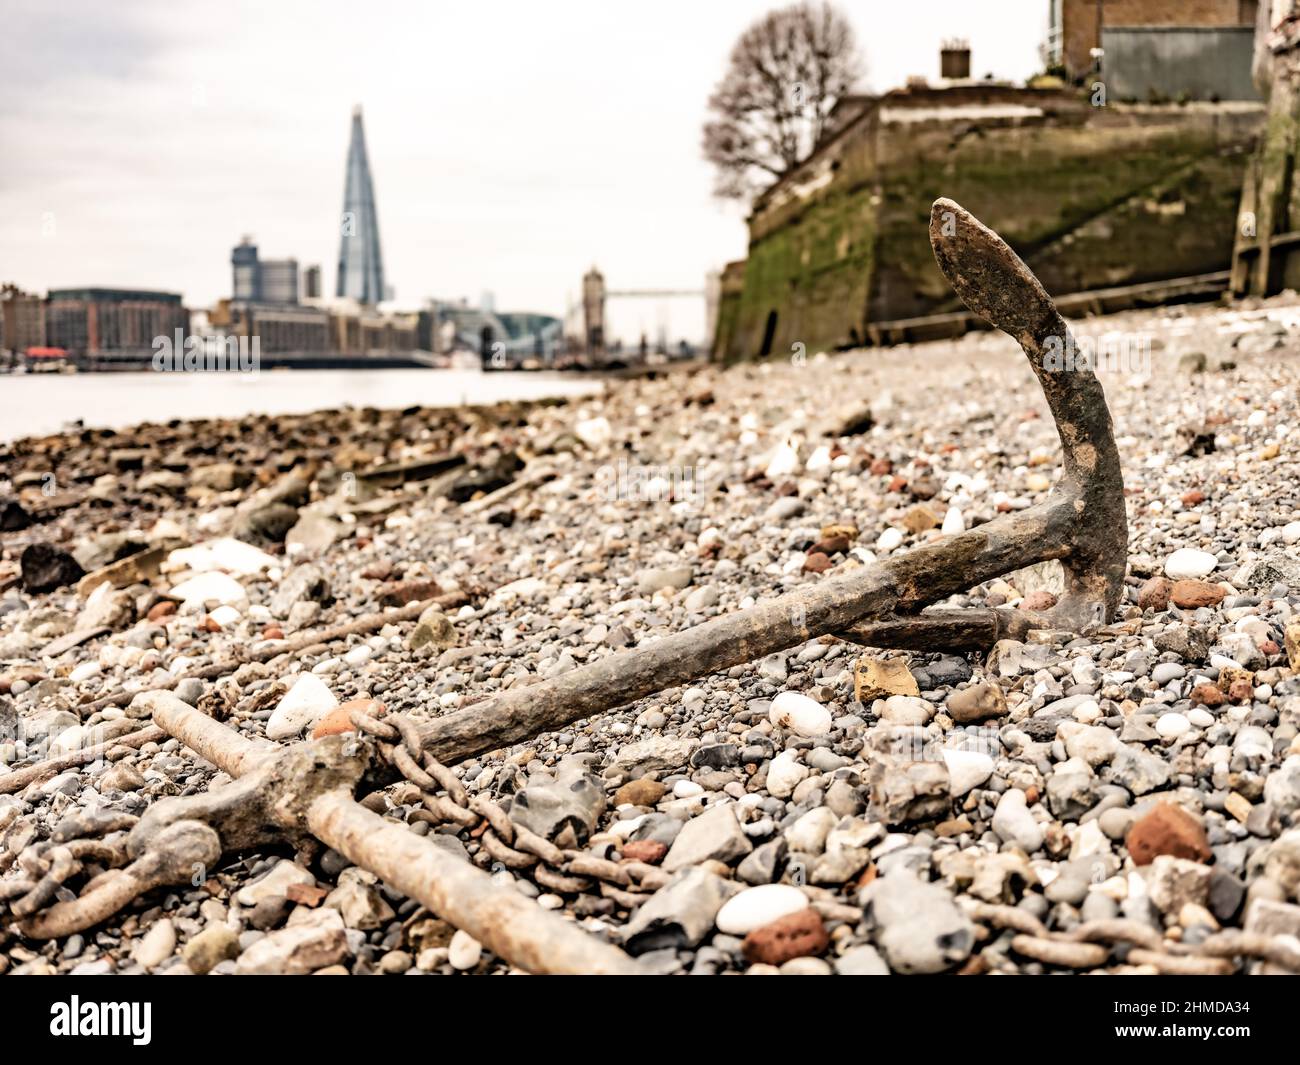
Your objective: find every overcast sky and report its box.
[0,1,1048,343]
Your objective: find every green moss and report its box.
[721,110,1260,361]
[730,186,876,361]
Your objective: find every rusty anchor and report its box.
[2,200,1128,975]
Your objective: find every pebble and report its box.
[880,695,934,725]
[863,872,974,974]
[784,807,838,854]
[946,682,1007,723]
[236,860,316,906]
[1164,548,1219,580]
[448,929,482,971]
[833,944,890,975]
[662,804,752,871]
[768,690,832,736]
[266,673,339,740]
[131,918,176,970]
[1155,712,1192,740]
[312,697,385,739]
[1170,579,1225,609]
[715,884,810,935]
[181,925,240,976]
[741,908,828,966]
[941,749,994,796]
[234,913,348,975]
[854,656,919,700]
[765,752,809,799]
[614,778,667,807]
[1125,803,1211,865]
[170,570,249,608]
[992,789,1043,852]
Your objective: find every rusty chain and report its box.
[350,709,669,907]
[0,804,135,926]
[0,703,660,943]
[963,900,1300,975]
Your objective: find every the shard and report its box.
[336,106,386,305]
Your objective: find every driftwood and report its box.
[6,199,1129,976]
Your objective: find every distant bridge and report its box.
[580,269,719,356]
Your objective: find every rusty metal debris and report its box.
[3,200,1140,974]
[12,691,644,974]
[964,901,1298,976]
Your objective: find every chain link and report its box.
[351,710,668,901]
[964,900,1300,974]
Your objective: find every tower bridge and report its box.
[579,267,720,359]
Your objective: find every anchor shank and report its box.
[415,495,1079,765]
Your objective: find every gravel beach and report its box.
[3,293,1300,976]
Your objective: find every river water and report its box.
[0,369,604,443]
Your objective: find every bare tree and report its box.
[703,2,863,201]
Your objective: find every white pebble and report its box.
[877,528,904,551]
[343,645,373,667]
[210,604,242,629]
[266,673,338,740]
[448,929,482,970]
[766,752,809,799]
[942,749,994,796]
[1156,712,1192,740]
[1164,548,1218,580]
[764,438,801,479]
[715,885,810,935]
[682,687,708,707]
[574,416,612,448]
[70,661,102,682]
[132,918,176,970]
[769,691,832,736]
[169,570,247,608]
[804,445,832,472]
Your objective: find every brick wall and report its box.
[1063,0,1256,77]
[1104,0,1251,26]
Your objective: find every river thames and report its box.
[0,368,604,443]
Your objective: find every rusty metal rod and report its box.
[305,791,642,975]
[837,607,1043,652]
[415,500,1078,764]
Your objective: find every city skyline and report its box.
[0,0,1049,340]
